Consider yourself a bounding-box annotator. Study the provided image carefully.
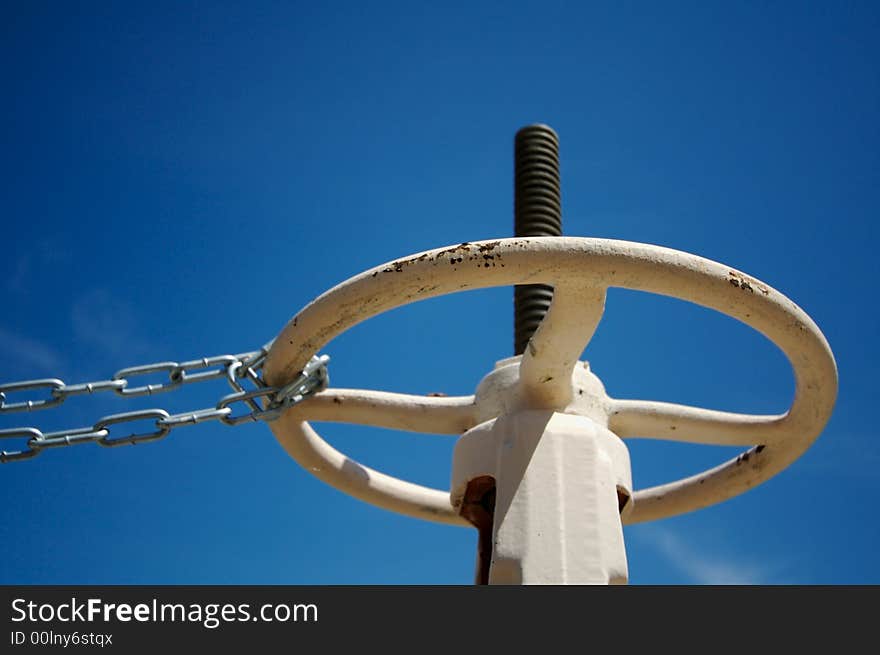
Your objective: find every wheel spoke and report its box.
[608,399,787,447]
[518,282,606,408]
[282,388,478,435]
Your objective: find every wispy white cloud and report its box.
[0,326,64,374]
[4,240,72,295]
[5,253,32,294]
[636,524,772,585]
[70,289,155,362]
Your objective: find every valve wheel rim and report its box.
[264,237,837,526]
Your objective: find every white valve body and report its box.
[450,357,633,584]
[453,411,632,584]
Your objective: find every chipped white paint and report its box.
[264,237,838,576]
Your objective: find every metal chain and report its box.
[0,340,330,464]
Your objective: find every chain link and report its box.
[0,342,330,464]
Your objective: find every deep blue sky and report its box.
[2,2,877,584]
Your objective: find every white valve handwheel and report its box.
[263,237,837,526]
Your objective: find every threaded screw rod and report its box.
[513,124,563,355]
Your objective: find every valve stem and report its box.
[513,124,562,355]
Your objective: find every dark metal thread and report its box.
[514,124,562,355]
